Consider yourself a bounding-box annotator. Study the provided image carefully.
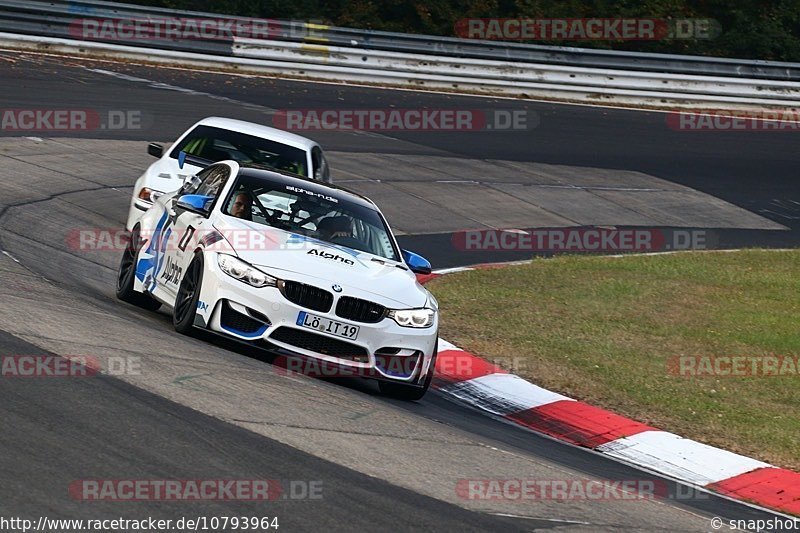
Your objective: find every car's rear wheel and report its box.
[378,347,437,401]
[116,225,161,311]
[173,252,203,335]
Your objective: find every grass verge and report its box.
[428,249,800,470]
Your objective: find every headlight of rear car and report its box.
[387,308,436,328]
[138,187,164,203]
[217,254,277,288]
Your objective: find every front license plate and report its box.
[296,311,359,340]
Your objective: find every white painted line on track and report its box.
[85,68,278,115]
[1,250,20,263]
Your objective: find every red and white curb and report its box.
[420,269,800,516]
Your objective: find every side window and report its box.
[195,165,230,200]
[183,165,216,195]
[311,146,330,182]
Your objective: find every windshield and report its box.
[170,125,308,177]
[222,172,399,261]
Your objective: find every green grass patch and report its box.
[429,250,800,469]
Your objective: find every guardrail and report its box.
[1,0,799,108]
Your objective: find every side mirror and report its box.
[402,249,432,275]
[175,194,213,216]
[147,143,164,158]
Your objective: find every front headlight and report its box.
[217,254,277,288]
[138,187,164,203]
[387,308,436,328]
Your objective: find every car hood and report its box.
[212,217,428,309]
[144,156,204,195]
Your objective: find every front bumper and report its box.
[195,258,438,384]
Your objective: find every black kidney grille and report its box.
[281,280,333,312]
[269,327,368,359]
[335,296,386,323]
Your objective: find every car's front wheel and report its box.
[116,225,161,311]
[173,252,204,336]
[378,348,437,401]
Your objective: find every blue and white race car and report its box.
[116,161,438,400]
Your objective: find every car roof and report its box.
[237,166,377,210]
[194,117,320,151]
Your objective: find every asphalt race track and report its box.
[0,50,796,531]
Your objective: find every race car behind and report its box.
[126,117,331,231]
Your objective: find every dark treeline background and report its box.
[125,0,800,61]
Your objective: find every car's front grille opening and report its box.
[335,296,386,323]
[270,327,369,360]
[375,349,421,379]
[248,308,270,324]
[220,300,269,335]
[279,280,333,313]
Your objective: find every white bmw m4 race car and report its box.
[126,116,331,231]
[116,161,439,400]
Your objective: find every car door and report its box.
[151,164,231,305]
